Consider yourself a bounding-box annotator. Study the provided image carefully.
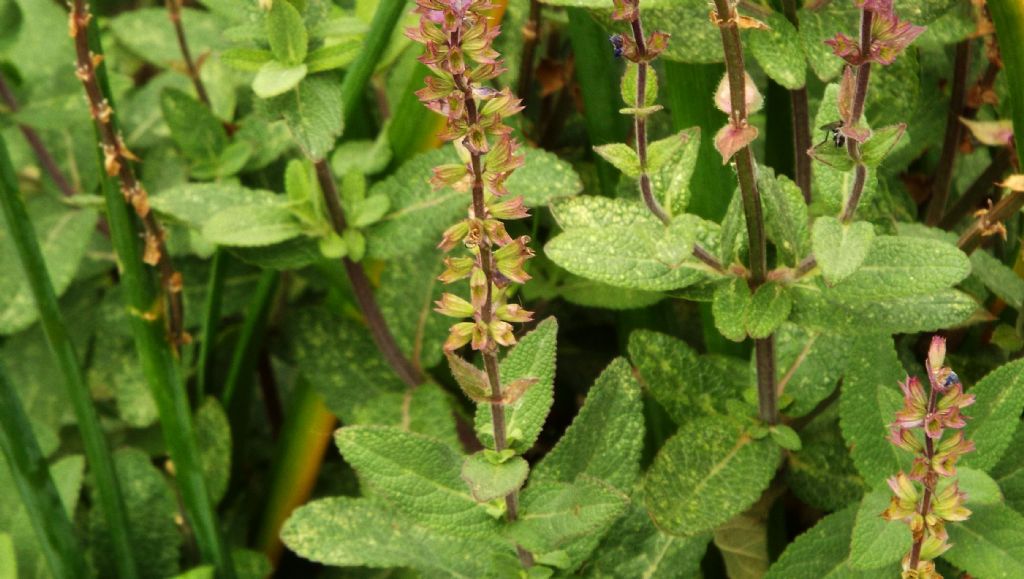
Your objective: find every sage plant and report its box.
[408,0,535,564]
[884,337,974,578]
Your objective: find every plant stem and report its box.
[0,362,86,579]
[956,190,1024,253]
[70,10,236,577]
[70,2,185,348]
[925,40,971,226]
[780,0,812,202]
[196,248,227,402]
[939,149,1011,230]
[517,0,542,107]
[222,269,279,435]
[839,8,874,223]
[165,0,210,107]
[712,0,776,423]
[313,160,423,388]
[907,363,942,570]
[566,8,628,196]
[625,5,725,274]
[0,134,138,579]
[0,72,77,197]
[340,0,407,129]
[989,0,1024,172]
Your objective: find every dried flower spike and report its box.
[883,336,975,578]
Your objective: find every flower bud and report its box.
[434,293,474,318]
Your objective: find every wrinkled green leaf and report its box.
[510,478,629,554]
[944,504,1024,579]
[848,487,911,570]
[460,453,528,503]
[812,217,875,286]
[766,505,887,578]
[195,398,231,505]
[748,12,807,90]
[252,61,308,99]
[643,416,779,536]
[961,358,1024,471]
[259,76,343,161]
[971,251,1024,310]
[588,503,709,578]
[202,204,307,247]
[267,0,308,65]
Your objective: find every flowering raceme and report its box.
[825,0,925,66]
[406,0,534,358]
[883,336,975,579]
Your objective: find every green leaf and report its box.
[714,511,770,579]
[719,188,748,264]
[770,424,802,451]
[195,398,231,505]
[812,217,875,285]
[766,505,889,578]
[531,358,643,489]
[961,358,1024,471]
[651,127,700,217]
[0,533,14,579]
[629,329,746,422]
[367,148,580,259]
[282,497,514,576]
[775,324,845,417]
[335,425,497,536]
[791,286,978,336]
[350,383,460,450]
[549,196,658,229]
[111,8,226,68]
[971,251,1024,310]
[350,194,390,228]
[510,478,629,554]
[546,216,713,292]
[0,198,96,335]
[286,307,404,423]
[992,423,1024,513]
[860,124,907,167]
[748,12,807,90]
[330,135,392,177]
[955,467,1003,506]
[643,416,780,536]
[460,453,529,503]
[89,449,182,579]
[713,278,751,342]
[798,4,856,82]
[160,88,228,162]
[202,204,307,247]
[848,486,912,569]
[620,62,658,108]
[258,76,343,160]
[944,504,1024,579]
[475,318,558,454]
[252,61,308,99]
[760,168,810,266]
[747,282,793,339]
[785,414,864,511]
[839,334,908,487]
[588,503,709,578]
[646,131,690,175]
[377,248,452,370]
[593,143,641,177]
[151,184,286,231]
[267,0,307,65]
[221,47,273,72]
[305,39,361,73]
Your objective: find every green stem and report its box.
[566,8,628,196]
[0,362,86,579]
[0,135,137,579]
[74,13,236,578]
[196,249,227,402]
[991,0,1024,170]
[222,269,279,439]
[340,0,408,129]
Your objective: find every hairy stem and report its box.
[907,364,942,570]
[957,190,1024,253]
[0,73,77,197]
[839,8,874,223]
[0,135,135,579]
[939,149,1012,230]
[712,0,775,423]
[780,0,812,202]
[70,2,185,347]
[69,8,235,576]
[166,0,210,107]
[455,64,534,567]
[314,160,423,388]
[925,40,971,225]
[626,5,725,273]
